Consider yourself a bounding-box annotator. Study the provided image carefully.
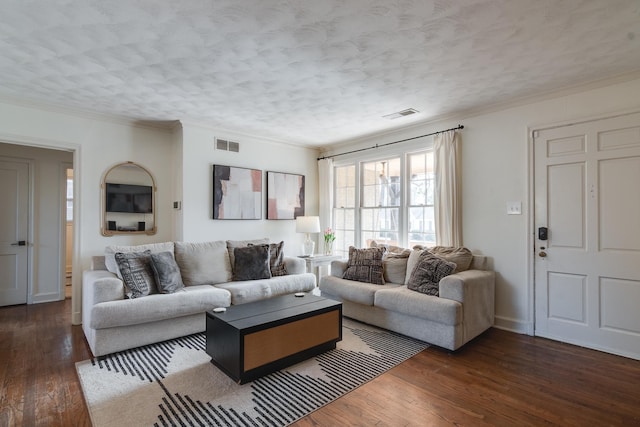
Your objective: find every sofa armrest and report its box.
[330,260,348,277]
[439,269,495,341]
[82,270,125,306]
[284,256,306,275]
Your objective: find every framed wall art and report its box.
[266,171,305,219]
[212,165,262,219]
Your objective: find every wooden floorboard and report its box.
[1,299,639,426]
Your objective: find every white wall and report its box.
[179,123,319,254]
[322,76,640,334]
[0,143,73,303]
[0,101,176,323]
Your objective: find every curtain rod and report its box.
[317,124,464,161]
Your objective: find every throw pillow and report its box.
[226,238,270,273]
[149,251,184,294]
[251,241,288,276]
[114,250,157,299]
[105,242,174,278]
[233,245,272,281]
[342,246,386,285]
[407,251,456,296]
[428,246,473,273]
[174,241,232,286]
[383,249,411,284]
[369,240,405,254]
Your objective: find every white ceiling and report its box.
[1,0,639,147]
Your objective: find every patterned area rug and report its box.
[76,319,428,426]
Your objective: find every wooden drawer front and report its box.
[244,310,340,371]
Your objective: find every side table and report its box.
[298,254,342,285]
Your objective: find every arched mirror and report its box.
[101,161,157,236]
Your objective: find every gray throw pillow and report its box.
[252,241,288,276]
[233,245,272,281]
[114,250,156,299]
[150,251,184,294]
[383,249,411,284]
[342,246,386,285]
[407,252,456,296]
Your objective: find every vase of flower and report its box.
[324,227,335,255]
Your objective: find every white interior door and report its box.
[0,159,29,306]
[534,112,640,360]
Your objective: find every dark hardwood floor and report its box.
[1,299,639,426]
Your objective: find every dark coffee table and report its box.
[206,293,342,384]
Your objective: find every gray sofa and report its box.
[82,240,316,357]
[319,252,495,350]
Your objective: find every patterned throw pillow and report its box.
[268,241,288,277]
[407,251,456,296]
[233,245,272,281]
[342,246,387,285]
[149,251,185,294]
[114,250,157,299]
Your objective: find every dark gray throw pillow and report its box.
[233,245,272,281]
[342,246,386,285]
[114,250,157,299]
[150,251,185,294]
[407,251,456,296]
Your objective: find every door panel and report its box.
[0,160,29,306]
[534,111,640,360]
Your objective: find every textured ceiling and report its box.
[0,0,639,146]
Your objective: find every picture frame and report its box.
[212,165,262,220]
[266,171,305,219]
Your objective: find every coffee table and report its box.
[206,293,342,384]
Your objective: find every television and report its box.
[106,183,153,213]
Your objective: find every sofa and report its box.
[82,239,316,357]
[319,246,495,350]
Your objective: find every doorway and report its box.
[533,111,640,360]
[64,167,74,299]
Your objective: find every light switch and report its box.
[507,201,522,215]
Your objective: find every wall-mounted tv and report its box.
[106,183,153,213]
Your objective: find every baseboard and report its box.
[493,315,533,335]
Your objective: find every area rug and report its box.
[76,319,428,426]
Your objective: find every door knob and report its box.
[539,251,547,258]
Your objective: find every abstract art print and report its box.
[267,171,305,219]
[213,165,262,219]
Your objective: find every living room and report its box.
[1,1,640,425]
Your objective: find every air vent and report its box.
[383,108,419,120]
[215,138,240,152]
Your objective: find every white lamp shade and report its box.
[296,216,321,233]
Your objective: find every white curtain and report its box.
[318,158,334,252]
[434,130,462,247]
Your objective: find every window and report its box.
[333,165,356,257]
[332,148,435,250]
[361,158,400,248]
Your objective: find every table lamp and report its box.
[296,216,320,256]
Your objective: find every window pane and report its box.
[409,206,435,247]
[66,200,73,221]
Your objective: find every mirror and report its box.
[101,161,157,236]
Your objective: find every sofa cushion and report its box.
[150,251,184,294]
[216,273,316,305]
[233,245,272,281]
[343,246,386,285]
[105,242,174,278]
[369,240,405,254]
[174,241,232,286]
[226,238,270,273]
[374,286,462,326]
[383,249,411,284]
[428,246,474,273]
[90,285,231,329]
[320,275,401,306]
[407,252,456,296]
[114,250,157,299]
[404,249,425,285]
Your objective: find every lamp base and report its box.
[302,240,315,257]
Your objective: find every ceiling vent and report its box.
[215,138,240,152]
[383,108,419,120]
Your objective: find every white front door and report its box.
[0,159,29,306]
[534,112,640,360]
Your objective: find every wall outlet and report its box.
[506,201,522,215]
